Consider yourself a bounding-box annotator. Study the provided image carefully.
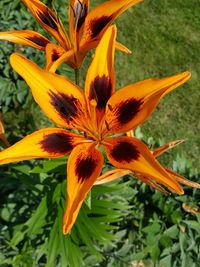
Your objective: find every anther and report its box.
[105,120,110,131]
[108,104,113,111]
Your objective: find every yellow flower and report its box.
[0,26,195,235]
[0,0,142,69]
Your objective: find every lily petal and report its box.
[115,41,132,54]
[49,49,81,71]
[165,168,200,189]
[85,26,116,126]
[45,43,66,70]
[138,174,169,194]
[152,140,185,158]
[97,141,200,193]
[80,0,142,46]
[69,0,89,47]
[95,168,132,185]
[103,136,183,194]
[10,53,87,130]
[95,167,168,194]
[0,128,85,164]
[0,30,50,50]
[63,142,103,234]
[21,0,70,49]
[104,72,191,134]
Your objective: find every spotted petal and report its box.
[10,53,87,130]
[103,136,183,194]
[104,72,191,134]
[98,140,200,192]
[0,30,51,50]
[21,0,70,49]
[80,0,142,47]
[0,128,85,164]
[48,49,77,71]
[85,26,116,128]
[45,43,66,70]
[63,143,103,234]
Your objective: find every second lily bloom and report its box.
[0,0,142,69]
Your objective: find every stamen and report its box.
[89,99,98,133]
[69,104,98,141]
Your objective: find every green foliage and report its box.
[0,159,134,266]
[0,153,199,266]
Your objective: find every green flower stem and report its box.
[74,68,80,86]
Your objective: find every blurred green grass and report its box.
[0,0,199,169]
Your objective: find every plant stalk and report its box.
[74,68,80,86]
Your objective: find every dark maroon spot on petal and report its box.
[75,156,97,183]
[89,75,112,109]
[40,132,73,154]
[110,141,140,163]
[90,16,112,39]
[37,9,58,30]
[51,49,61,62]
[28,35,49,47]
[49,91,78,123]
[114,98,144,125]
[77,15,86,31]
[71,1,87,31]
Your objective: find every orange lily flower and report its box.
[0,26,193,234]
[0,0,142,70]
[95,139,200,194]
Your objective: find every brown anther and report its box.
[108,104,113,111]
[105,120,110,131]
